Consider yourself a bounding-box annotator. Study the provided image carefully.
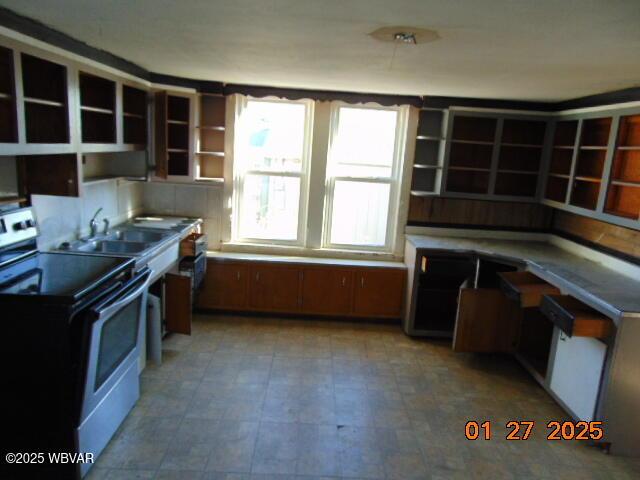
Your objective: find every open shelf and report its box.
[168,151,189,176]
[197,94,226,181]
[417,109,444,138]
[605,184,640,220]
[494,171,538,197]
[580,117,612,147]
[501,119,546,145]
[411,167,439,192]
[451,116,497,142]
[611,149,640,183]
[449,142,493,169]
[575,149,606,178]
[168,95,190,122]
[553,120,578,147]
[570,179,601,210]
[414,139,440,167]
[123,85,147,146]
[446,169,490,194]
[0,46,17,143]
[545,175,569,203]
[79,73,116,143]
[549,147,574,175]
[498,145,543,172]
[617,114,640,147]
[21,53,69,143]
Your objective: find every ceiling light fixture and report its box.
[393,32,417,45]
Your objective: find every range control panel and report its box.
[0,208,38,249]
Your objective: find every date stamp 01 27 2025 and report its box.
[464,420,605,441]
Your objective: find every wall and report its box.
[0,156,17,199]
[32,179,144,249]
[407,196,554,231]
[142,182,222,249]
[552,210,640,262]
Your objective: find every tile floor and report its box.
[88,314,640,480]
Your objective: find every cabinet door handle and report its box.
[342,276,346,287]
[237,271,241,281]
[360,277,365,288]
[255,272,260,282]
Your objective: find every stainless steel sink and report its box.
[106,229,171,243]
[76,240,149,254]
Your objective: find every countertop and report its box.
[406,234,640,322]
[207,251,406,269]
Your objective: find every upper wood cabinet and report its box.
[154,91,192,179]
[0,46,17,143]
[542,110,640,229]
[21,53,70,144]
[79,72,116,144]
[196,94,225,180]
[410,111,550,203]
[353,268,405,318]
[122,85,147,146]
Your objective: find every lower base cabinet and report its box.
[549,327,607,421]
[198,258,406,319]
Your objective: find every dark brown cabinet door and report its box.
[452,288,521,353]
[198,261,247,309]
[249,264,300,312]
[301,267,353,315]
[154,90,168,178]
[165,273,192,335]
[353,268,405,318]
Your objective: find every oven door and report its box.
[79,267,151,422]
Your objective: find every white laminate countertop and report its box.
[206,251,406,269]
[406,234,640,322]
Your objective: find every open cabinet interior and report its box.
[166,95,190,176]
[122,85,147,146]
[21,53,69,144]
[605,114,640,220]
[545,120,578,203]
[196,94,225,180]
[0,46,17,143]
[79,72,116,144]
[569,117,611,210]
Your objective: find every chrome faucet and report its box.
[89,207,103,238]
[103,218,110,235]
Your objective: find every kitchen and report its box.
[0,1,639,479]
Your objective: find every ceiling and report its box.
[1,0,639,101]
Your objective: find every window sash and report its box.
[232,96,313,245]
[322,103,407,251]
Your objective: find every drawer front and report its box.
[498,271,560,308]
[540,294,613,339]
[540,295,575,336]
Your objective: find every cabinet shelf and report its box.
[80,105,113,115]
[168,119,189,125]
[448,166,491,172]
[580,146,608,150]
[500,142,543,148]
[24,97,65,108]
[497,169,538,175]
[416,135,443,141]
[549,173,570,179]
[413,164,441,169]
[123,112,144,119]
[451,139,494,146]
[410,190,438,196]
[197,150,224,156]
[574,176,601,183]
[197,125,225,131]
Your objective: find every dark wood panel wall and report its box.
[552,210,640,262]
[407,196,553,230]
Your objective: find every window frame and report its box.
[321,102,409,252]
[231,96,314,246]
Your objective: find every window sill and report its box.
[219,241,401,262]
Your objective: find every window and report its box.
[323,104,407,250]
[232,98,313,243]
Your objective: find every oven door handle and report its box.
[92,268,151,320]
